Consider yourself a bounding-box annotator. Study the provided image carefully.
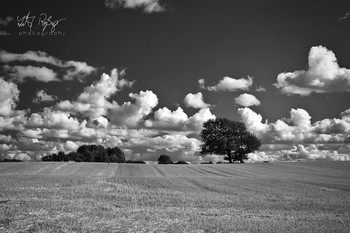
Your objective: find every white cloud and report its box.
[198,79,205,89]
[0,134,13,143]
[27,108,80,131]
[238,107,350,161]
[59,69,134,118]
[237,107,268,137]
[145,107,188,130]
[0,50,96,82]
[145,106,215,132]
[201,76,253,92]
[33,90,57,103]
[104,0,166,13]
[186,108,216,132]
[91,116,109,128]
[63,61,96,81]
[64,141,79,152]
[4,65,59,82]
[274,46,350,96]
[184,92,211,109]
[0,78,19,116]
[255,86,266,92]
[109,90,159,127]
[235,93,261,107]
[290,108,311,130]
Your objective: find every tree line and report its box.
[41,145,125,163]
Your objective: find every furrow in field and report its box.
[187,166,228,177]
[150,165,167,177]
[206,165,246,177]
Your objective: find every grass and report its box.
[0,161,349,232]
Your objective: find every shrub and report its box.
[158,154,172,164]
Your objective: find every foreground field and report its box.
[0,161,349,232]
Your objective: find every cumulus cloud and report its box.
[0,50,96,82]
[184,92,211,109]
[145,107,188,130]
[235,93,261,107]
[248,144,350,162]
[274,46,350,96]
[57,69,134,118]
[64,141,79,152]
[28,108,80,131]
[104,0,166,13]
[109,90,159,127]
[33,90,57,103]
[0,78,19,116]
[238,107,350,161]
[200,76,253,92]
[145,107,216,132]
[0,134,13,143]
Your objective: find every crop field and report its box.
[0,161,350,232]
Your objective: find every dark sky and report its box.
[0,0,350,162]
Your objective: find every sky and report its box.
[0,0,350,162]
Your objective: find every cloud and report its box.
[200,76,253,92]
[255,86,266,92]
[33,90,57,103]
[0,50,96,82]
[63,61,96,81]
[145,107,188,130]
[145,107,216,132]
[0,78,19,116]
[57,69,134,118]
[338,12,350,21]
[248,144,350,162]
[0,30,10,36]
[104,0,166,13]
[274,46,350,96]
[0,16,13,26]
[0,134,13,143]
[27,108,81,131]
[184,92,211,109]
[4,65,59,82]
[64,141,79,152]
[238,107,350,144]
[235,93,261,107]
[109,90,159,127]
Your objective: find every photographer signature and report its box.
[17,11,66,33]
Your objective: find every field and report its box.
[0,161,350,233]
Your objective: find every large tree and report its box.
[200,118,261,163]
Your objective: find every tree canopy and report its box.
[200,118,261,163]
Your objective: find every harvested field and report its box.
[0,161,349,232]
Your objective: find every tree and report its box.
[157,154,172,164]
[200,118,261,163]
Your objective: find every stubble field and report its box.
[0,161,349,232]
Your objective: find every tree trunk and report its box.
[227,151,233,163]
